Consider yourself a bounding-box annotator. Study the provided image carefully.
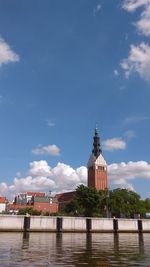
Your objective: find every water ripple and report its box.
[0,233,149,266]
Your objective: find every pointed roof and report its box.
[92,127,102,158]
[87,127,107,168]
[87,153,107,168]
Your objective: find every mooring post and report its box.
[113,218,118,233]
[57,217,63,232]
[138,219,143,233]
[86,218,92,233]
[24,214,31,232]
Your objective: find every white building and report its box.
[0,197,7,213]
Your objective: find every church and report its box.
[56,127,108,208]
[87,127,108,190]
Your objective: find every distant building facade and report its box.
[14,192,45,205]
[87,128,108,190]
[0,197,7,213]
[33,196,58,213]
[56,191,75,210]
[8,192,58,214]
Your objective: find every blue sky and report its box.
[0,0,150,199]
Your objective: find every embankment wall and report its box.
[0,215,150,233]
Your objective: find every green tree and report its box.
[144,198,150,212]
[64,199,83,216]
[75,185,101,217]
[64,186,149,218]
[98,189,111,217]
[109,188,141,218]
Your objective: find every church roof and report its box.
[87,127,107,167]
[87,153,107,167]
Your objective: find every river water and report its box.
[0,232,150,266]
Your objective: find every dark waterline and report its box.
[0,232,150,266]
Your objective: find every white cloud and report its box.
[9,176,55,193]
[121,43,150,81]
[29,160,51,177]
[102,137,126,151]
[136,5,150,36]
[108,161,150,183]
[108,160,150,191]
[32,144,60,156]
[124,115,149,124]
[52,163,87,191]
[121,1,150,80]
[0,182,8,196]
[110,177,135,191]
[0,38,19,65]
[122,0,150,36]
[122,0,150,12]
[0,161,87,198]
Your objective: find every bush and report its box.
[18,207,41,215]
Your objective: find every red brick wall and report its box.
[8,202,58,214]
[33,202,58,213]
[95,169,108,190]
[88,167,96,187]
[88,167,108,190]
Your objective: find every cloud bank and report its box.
[1,160,150,198]
[121,0,150,81]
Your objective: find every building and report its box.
[56,191,76,210]
[87,127,108,190]
[14,191,45,205]
[7,203,32,214]
[8,192,58,214]
[0,197,7,213]
[56,128,108,210]
[33,196,58,214]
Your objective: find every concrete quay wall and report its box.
[92,218,113,232]
[1,215,150,232]
[0,215,24,231]
[30,216,57,231]
[117,219,138,232]
[63,217,86,231]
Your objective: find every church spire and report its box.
[88,127,108,190]
[92,127,102,158]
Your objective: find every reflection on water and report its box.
[0,232,149,266]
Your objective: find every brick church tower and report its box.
[87,128,108,190]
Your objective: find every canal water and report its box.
[0,232,149,266]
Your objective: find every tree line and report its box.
[64,185,150,218]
